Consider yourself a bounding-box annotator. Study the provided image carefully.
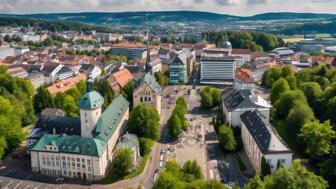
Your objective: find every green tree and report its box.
[154,72,169,87]
[76,80,87,95]
[201,92,213,110]
[301,82,322,109]
[218,125,237,152]
[97,80,115,109]
[121,80,134,108]
[54,92,66,109]
[270,78,290,104]
[182,160,203,182]
[274,90,307,118]
[286,102,315,136]
[63,95,79,117]
[243,175,265,189]
[263,160,328,189]
[211,88,221,106]
[0,136,7,159]
[33,86,54,113]
[187,180,228,189]
[261,157,271,177]
[299,120,336,157]
[167,113,182,139]
[113,149,134,177]
[139,137,154,156]
[128,104,160,141]
[320,159,336,188]
[155,172,186,189]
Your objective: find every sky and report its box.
[0,0,336,16]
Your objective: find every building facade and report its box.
[111,44,147,60]
[29,79,130,181]
[240,110,292,173]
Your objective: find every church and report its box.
[29,78,131,181]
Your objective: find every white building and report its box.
[0,46,14,59]
[222,89,271,126]
[29,80,130,181]
[240,110,292,173]
[200,48,237,84]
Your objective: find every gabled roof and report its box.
[94,95,129,142]
[231,48,252,55]
[235,68,254,83]
[240,110,291,154]
[134,73,162,95]
[223,89,271,112]
[30,134,106,157]
[111,68,133,88]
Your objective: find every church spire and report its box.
[145,30,153,74]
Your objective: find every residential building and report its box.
[222,89,271,126]
[47,74,87,95]
[29,80,130,181]
[41,63,63,84]
[26,73,45,89]
[200,48,236,84]
[41,108,65,117]
[240,110,292,173]
[234,68,256,90]
[7,67,28,79]
[231,48,252,66]
[55,66,74,81]
[0,46,14,59]
[107,68,133,94]
[111,43,147,60]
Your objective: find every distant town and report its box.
[0,13,335,189]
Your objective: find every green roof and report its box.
[34,116,81,136]
[30,134,106,157]
[135,73,162,95]
[94,95,129,142]
[77,91,104,110]
[117,133,139,149]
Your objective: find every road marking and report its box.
[33,184,41,189]
[24,184,32,189]
[13,180,23,189]
[4,180,13,189]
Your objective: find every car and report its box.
[55,178,64,184]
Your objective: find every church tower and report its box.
[145,30,153,74]
[77,77,104,137]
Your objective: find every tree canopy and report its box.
[128,104,160,141]
[218,125,237,152]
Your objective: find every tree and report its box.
[0,136,7,159]
[301,82,322,109]
[201,92,213,110]
[270,78,290,104]
[320,159,336,188]
[155,172,186,189]
[243,175,265,189]
[63,95,79,117]
[154,72,169,87]
[262,67,282,88]
[167,113,182,139]
[121,80,134,108]
[139,137,154,156]
[286,102,315,136]
[274,90,307,118]
[128,104,160,141]
[54,92,66,109]
[211,88,221,106]
[218,125,237,152]
[262,160,328,189]
[33,86,54,113]
[261,157,271,177]
[299,120,336,157]
[76,80,87,95]
[187,180,228,189]
[113,149,134,177]
[285,75,297,90]
[182,160,203,182]
[97,79,115,109]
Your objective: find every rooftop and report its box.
[111,68,133,88]
[117,133,139,149]
[240,110,291,154]
[47,74,87,94]
[134,72,162,95]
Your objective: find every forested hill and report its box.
[1,11,336,26]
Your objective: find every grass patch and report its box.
[235,153,246,172]
[103,154,150,184]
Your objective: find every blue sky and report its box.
[0,0,336,16]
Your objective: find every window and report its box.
[76,158,80,162]
[140,96,143,102]
[82,164,86,169]
[144,97,147,102]
[148,97,151,101]
[88,166,91,172]
[77,163,80,168]
[82,158,85,163]
[62,157,65,161]
[87,160,91,164]
[281,159,286,163]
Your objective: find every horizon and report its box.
[1,0,336,16]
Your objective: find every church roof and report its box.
[135,73,162,95]
[30,134,106,157]
[77,91,104,110]
[93,95,129,142]
[34,116,81,136]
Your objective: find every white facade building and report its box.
[240,110,292,173]
[29,80,130,181]
[223,89,271,126]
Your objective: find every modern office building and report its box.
[200,48,236,84]
[111,43,147,60]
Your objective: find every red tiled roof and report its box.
[251,51,268,59]
[111,68,133,88]
[47,74,87,94]
[7,67,26,74]
[235,68,254,83]
[231,48,252,55]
